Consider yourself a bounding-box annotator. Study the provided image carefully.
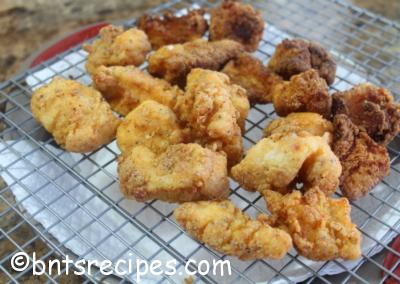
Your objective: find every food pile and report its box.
[30,0,400,261]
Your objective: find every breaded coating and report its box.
[83,25,151,76]
[174,200,292,260]
[268,38,337,85]
[231,132,341,195]
[147,39,245,86]
[263,188,361,261]
[118,144,229,202]
[332,83,400,145]
[209,0,264,52]
[228,87,251,133]
[175,69,249,166]
[333,114,390,200]
[272,69,331,118]
[31,77,120,153]
[264,112,333,144]
[137,9,208,49]
[116,101,185,155]
[92,65,182,116]
[222,53,283,104]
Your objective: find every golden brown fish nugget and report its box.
[209,0,264,52]
[264,188,361,261]
[268,38,337,85]
[118,144,229,203]
[175,69,249,166]
[264,112,333,143]
[137,9,208,49]
[31,77,120,152]
[222,53,283,104]
[272,69,331,118]
[174,200,292,260]
[147,39,245,86]
[333,114,390,200]
[116,100,185,155]
[83,25,151,76]
[92,65,182,116]
[332,83,400,145]
[231,132,341,195]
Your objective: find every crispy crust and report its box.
[118,144,229,202]
[209,0,264,52]
[222,53,283,104]
[175,69,249,167]
[264,188,361,261]
[116,100,185,155]
[333,114,390,200]
[264,112,333,144]
[147,39,245,87]
[92,65,182,116]
[332,83,400,145]
[231,132,341,195]
[272,69,331,118]
[137,9,208,49]
[83,25,151,76]
[31,77,120,152]
[174,200,292,260]
[268,38,337,85]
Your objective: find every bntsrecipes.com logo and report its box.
[11,252,232,281]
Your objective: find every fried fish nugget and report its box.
[222,53,283,104]
[116,100,185,155]
[83,25,151,75]
[174,200,292,260]
[118,144,229,202]
[268,38,337,85]
[264,188,361,260]
[209,0,264,52]
[231,132,341,195]
[92,65,182,116]
[83,25,151,76]
[264,112,333,144]
[137,9,208,49]
[333,114,390,200]
[147,39,245,86]
[31,77,120,152]
[227,86,250,133]
[175,69,249,166]
[272,69,331,118]
[332,83,400,145]
[299,140,342,196]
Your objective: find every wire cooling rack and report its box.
[1,0,400,283]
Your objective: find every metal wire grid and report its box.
[0,0,399,283]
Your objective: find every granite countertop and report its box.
[0,0,399,283]
[0,0,167,82]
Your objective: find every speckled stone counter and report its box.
[0,0,166,81]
